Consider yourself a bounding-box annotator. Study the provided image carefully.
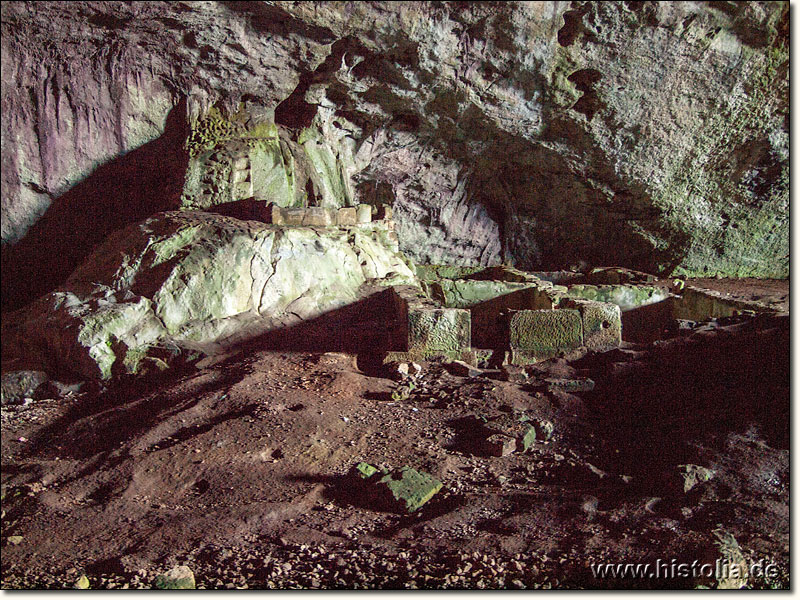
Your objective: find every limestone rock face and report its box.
[2,211,417,379]
[1,2,789,313]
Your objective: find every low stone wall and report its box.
[270,203,393,228]
[672,286,775,321]
[407,265,627,360]
[565,284,671,311]
[558,298,622,351]
[509,309,584,365]
[384,286,472,362]
[507,300,622,365]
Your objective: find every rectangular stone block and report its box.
[486,414,537,452]
[407,308,471,353]
[269,204,285,225]
[484,434,516,457]
[508,309,583,360]
[562,298,621,351]
[302,207,333,226]
[336,207,357,226]
[232,156,249,170]
[356,204,373,223]
[377,204,393,220]
[283,208,306,226]
[468,286,558,349]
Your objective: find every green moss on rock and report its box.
[407,308,471,353]
[508,309,583,360]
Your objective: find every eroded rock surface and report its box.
[2,211,416,379]
[1,2,789,314]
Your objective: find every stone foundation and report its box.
[559,298,622,351]
[270,203,394,230]
[672,286,773,320]
[382,286,472,363]
[508,309,584,363]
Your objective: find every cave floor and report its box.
[0,279,789,590]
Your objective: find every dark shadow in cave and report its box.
[568,68,604,121]
[1,99,190,313]
[619,298,675,343]
[478,122,693,274]
[237,287,404,372]
[273,36,366,130]
[16,287,403,471]
[569,313,789,494]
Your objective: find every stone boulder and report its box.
[2,211,417,380]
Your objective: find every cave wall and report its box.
[0,25,178,245]
[0,1,789,310]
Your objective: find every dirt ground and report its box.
[0,279,789,589]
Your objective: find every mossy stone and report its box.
[378,467,443,513]
[407,308,471,353]
[154,566,195,590]
[508,309,583,359]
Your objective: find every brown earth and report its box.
[0,279,789,589]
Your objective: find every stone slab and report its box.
[302,207,333,226]
[336,207,357,226]
[154,566,196,590]
[283,208,306,225]
[380,467,443,512]
[269,204,284,225]
[356,204,373,223]
[407,308,471,353]
[508,309,583,359]
[354,463,443,513]
[561,298,621,350]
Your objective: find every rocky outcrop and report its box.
[2,211,417,379]
[1,2,789,313]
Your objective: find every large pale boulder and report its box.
[2,211,417,379]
